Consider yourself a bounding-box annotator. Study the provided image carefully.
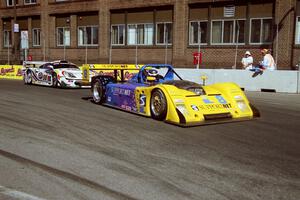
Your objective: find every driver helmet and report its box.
[147,68,158,77]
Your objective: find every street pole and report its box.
[197,22,201,69]
[63,31,66,60]
[13,0,17,63]
[7,38,10,65]
[24,48,28,62]
[24,34,28,62]
[234,22,240,69]
[275,24,279,68]
[135,25,138,67]
[275,1,279,69]
[165,26,168,65]
[109,29,112,64]
[85,29,88,64]
[43,38,46,61]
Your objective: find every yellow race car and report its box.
[85,64,259,127]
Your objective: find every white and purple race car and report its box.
[23,60,90,88]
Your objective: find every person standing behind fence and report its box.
[241,51,254,70]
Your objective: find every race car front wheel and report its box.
[52,73,58,88]
[150,89,167,120]
[24,71,32,85]
[92,79,104,104]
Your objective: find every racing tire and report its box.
[92,79,104,105]
[52,73,58,88]
[24,71,32,85]
[150,89,167,121]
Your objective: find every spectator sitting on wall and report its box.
[251,49,276,77]
[241,51,253,70]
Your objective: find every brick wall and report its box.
[0,0,299,69]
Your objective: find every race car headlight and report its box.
[234,95,243,100]
[236,100,249,112]
[191,105,199,111]
[174,99,184,104]
[188,87,205,95]
[63,71,76,78]
[176,104,189,115]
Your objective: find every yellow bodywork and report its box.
[85,64,258,126]
[134,82,255,126]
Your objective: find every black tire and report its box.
[150,89,167,120]
[92,79,104,104]
[24,71,32,85]
[52,73,58,88]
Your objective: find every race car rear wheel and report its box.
[150,89,167,120]
[92,79,104,104]
[24,71,32,85]
[52,73,58,88]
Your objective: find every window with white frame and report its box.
[211,19,245,44]
[295,17,300,44]
[6,0,15,6]
[156,22,172,45]
[24,0,36,4]
[57,27,70,46]
[189,21,208,45]
[3,30,12,47]
[127,23,153,45]
[32,28,41,46]
[111,24,125,45]
[250,18,272,44]
[78,26,98,46]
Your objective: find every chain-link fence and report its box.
[0,49,46,65]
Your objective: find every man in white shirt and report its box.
[241,51,253,70]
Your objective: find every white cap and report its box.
[245,51,251,55]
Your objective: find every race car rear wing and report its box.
[82,64,142,83]
[23,61,47,68]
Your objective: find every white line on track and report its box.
[0,186,46,200]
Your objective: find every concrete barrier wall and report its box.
[1,64,300,93]
[298,71,300,94]
[177,69,300,93]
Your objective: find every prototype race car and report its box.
[23,60,89,88]
[88,64,259,126]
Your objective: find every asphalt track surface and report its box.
[0,79,299,200]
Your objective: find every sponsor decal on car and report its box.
[37,72,43,80]
[139,94,146,113]
[202,97,213,104]
[113,88,131,96]
[198,103,232,110]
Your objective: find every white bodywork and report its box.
[23,61,90,88]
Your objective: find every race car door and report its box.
[32,64,52,85]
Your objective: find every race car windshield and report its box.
[53,64,79,69]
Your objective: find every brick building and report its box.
[0,0,299,69]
